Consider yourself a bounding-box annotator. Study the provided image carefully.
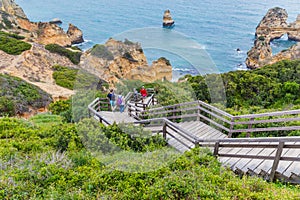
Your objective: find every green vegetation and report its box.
[186,59,300,111]
[45,44,82,64]
[90,44,114,60]
[123,38,135,45]
[258,35,265,41]
[1,116,299,199]
[0,31,31,55]
[52,65,102,90]
[52,65,79,89]
[158,57,171,66]
[0,74,52,116]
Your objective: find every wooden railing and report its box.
[88,97,111,126]
[127,93,156,118]
[197,137,300,182]
[134,118,199,150]
[136,100,300,137]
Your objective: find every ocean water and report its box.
[15,0,300,76]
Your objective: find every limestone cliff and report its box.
[126,57,172,82]
[0,0,83,46]
[246,7,300,69]
[80,38,172,85]
[0,0,172,99]
[0,43,75,99]
[0,0,27,18]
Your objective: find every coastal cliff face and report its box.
[0,0,83,46]
[0,0,172,99]
[80,38,172,85]
[0,0,27,18]
[0,44,75,99]
[246,7,300,69]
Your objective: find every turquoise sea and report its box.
[15,0,299,76]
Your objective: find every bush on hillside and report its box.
[90,44,114,60]
[45,44,82,64]
[0,33,31,55]
[0,74,52,116]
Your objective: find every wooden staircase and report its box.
[88,96,300,184]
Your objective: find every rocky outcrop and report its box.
[67,23,84,44]
[0,43,75,99]
[0,0,83,47]
[80,38,172,84]
[126,57,172,82]
[246,7,300,69]
[49,18,62,25]
[0,0,27,18]
[163,10,175,28]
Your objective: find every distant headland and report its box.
[246,7,300,69]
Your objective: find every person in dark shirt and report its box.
[107,89,116,111]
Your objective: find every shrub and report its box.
[90,44,114,60]
[0,35,31,55]
[45,44,82,64]
[0,74,52,115]
[258,35,265,41]
[0,96,15,116]
[52,65,79,89]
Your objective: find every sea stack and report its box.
[163,10,175,28]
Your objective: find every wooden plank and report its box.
[222,143,254,170]
[282,141,300,177]
[252,145,277,174]
[275,142,297,174]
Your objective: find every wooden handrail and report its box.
[134,118,200,149]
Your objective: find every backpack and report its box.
[111,93,115,101]
[117,96,122,105]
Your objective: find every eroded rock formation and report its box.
[0,0,172,99]
[0,0,83,46]
[163,10,175,28]
[67,23,84,44]
[0,0,27,18]
[80,38,172,85]
[246,7,300,69]
[0,43,76,99]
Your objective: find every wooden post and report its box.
[246,117,254,137]
[270,141,284,182]
[98,101,101,112]
[152,95,154,105]
[194,140,199,148]
[163,121,167,140]
[213,142,220,156]
[128,105,132,117]
[228,118,235,138]
[197,104,201,121]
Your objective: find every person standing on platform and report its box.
[140,86,148,103]
[107,89,116,111]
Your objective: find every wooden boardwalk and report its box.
[88,97,300,183]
